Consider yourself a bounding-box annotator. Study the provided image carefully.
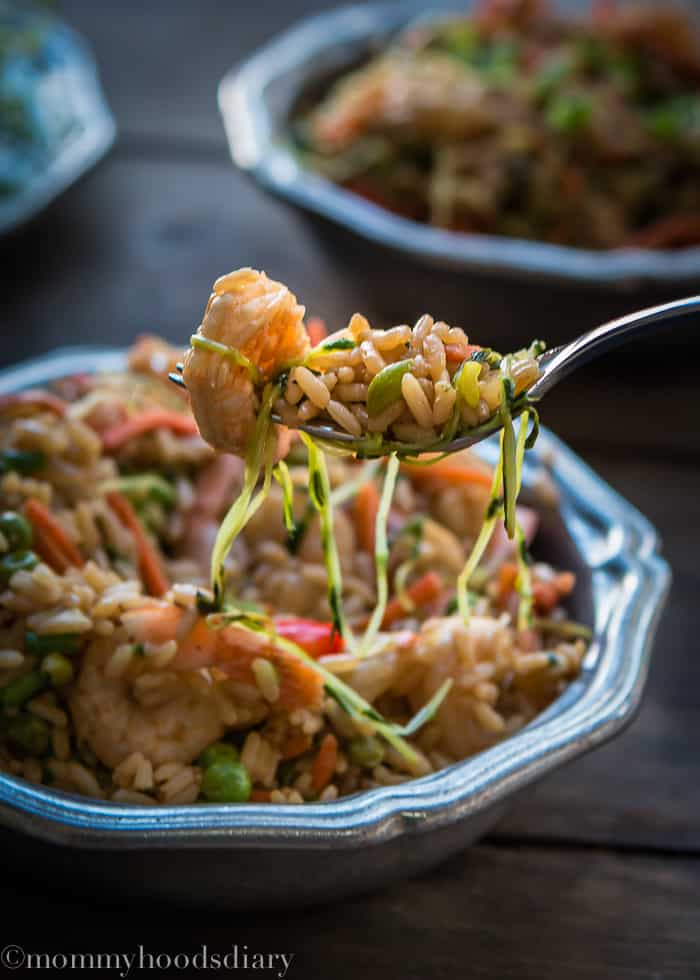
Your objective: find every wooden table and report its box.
[2,2,698,975]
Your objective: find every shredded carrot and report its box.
[401,459,493,489]
[106,491,169,597]
[306,317,328,347]
[311,733,338,794]
[444,343,481,364]
[532,580,560,614]
[0,391,67,417]
[281,731,313,760]
[555,571,576,596]
[24,499,84,569]
[101,410,199,452]
[250,789,271,803]
[354,480,380,554]
[626,214,700,249]
[32,527,71,574]
[381,571,443,628]
[497,562,518,603]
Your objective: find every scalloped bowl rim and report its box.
[217,0,700,286]
[0,347,670,849]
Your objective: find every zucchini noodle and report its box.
[209,614,449,773]
[329,459,381,507]
[456,446,504,623]
[300,433,355,649]
[358,453,399,656]
[209,383,278,601]
[190,334,262,385]
[514,409,534,631]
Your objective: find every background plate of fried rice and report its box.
[218,0,700,286]
[0,347,669,907]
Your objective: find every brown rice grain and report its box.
[348,313,372,342]
[327,400,362,436]
[392,422,436,443]
[28,697,68,728]
[52,726,71,761]
[472,701,505,732]
[401,373,434,428]
[26,608,93,635]
[154,761,182,783]
[373,325,412,350]
[67,761,104,798]
[432,381,456,426]
[293,366,331,409]
[333,383,368,403]
[423,333,447,381]
[252,658,281,703]
[351,404,369,429]
[366,401,404,433]
[360,340,385,376]
[284,375,304,405]
[111,789,158,805]
[297,400,321,422]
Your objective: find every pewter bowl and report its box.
[218,0,700,287]
[0,348,670,907]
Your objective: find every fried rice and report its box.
[0,327,586,806]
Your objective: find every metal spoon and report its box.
[170,295,700,453]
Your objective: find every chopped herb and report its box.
[320,338,356,351]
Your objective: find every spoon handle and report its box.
[528,294,700,402]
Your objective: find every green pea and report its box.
[0,448,46,475]
[6,714,50,756]
[348,735,384,769]
[198,741,239,769]
[0,549,38,585]
[0,512,32,551]
[367,359,414,417]
[1,670,47,708]
[200,759,252,803]
[25,631,82,657]
[546,94,592,134]
[41,653,74,687]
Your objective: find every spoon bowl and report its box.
[170,295,700,456]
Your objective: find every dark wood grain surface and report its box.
[2,1,699,975]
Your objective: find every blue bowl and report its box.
[0,3,115,236]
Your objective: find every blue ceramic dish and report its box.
[217,1,700,287]
[0,348,670,907]
[0,3,115,235]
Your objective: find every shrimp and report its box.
[70,638,227,769]
[129,334,186,384]
[309,54,492,151]
[183,268,310,457]
[122,603,324,710]
[71,601,325,770]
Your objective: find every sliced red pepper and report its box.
[445,344,482,364]
[273,617,344,658]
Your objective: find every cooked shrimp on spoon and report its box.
[173,267,700,462]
